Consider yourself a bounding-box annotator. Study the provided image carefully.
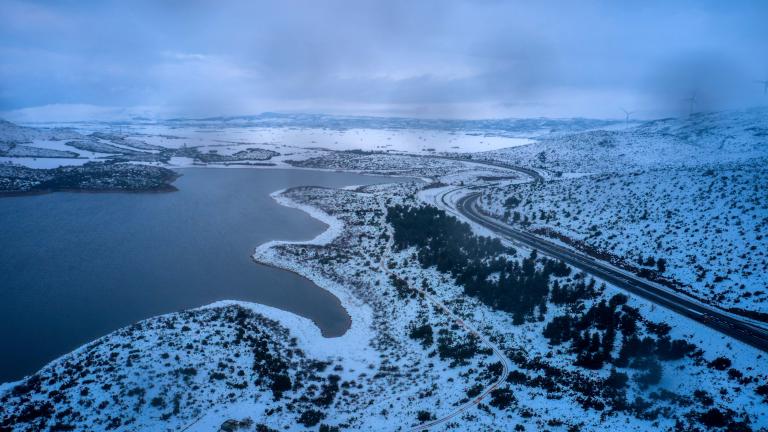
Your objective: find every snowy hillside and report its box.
[7,178,766,431]
[2,109,767,430]
[0,120,81,144]
[0,302,358,431]
[477,109,768,316]
[479,162,768,315]
[478,108,768,174]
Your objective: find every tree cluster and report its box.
[543,293,696,386]
[549,276,600,305]
[409,323,434,348]
[387,205,570,324]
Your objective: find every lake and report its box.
[0,168,398,383]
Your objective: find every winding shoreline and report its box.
[0,173,382,387]
[248,254,352,338]
[251,188,371,343]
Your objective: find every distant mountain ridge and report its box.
[479,107,768,173]
[160,112,624,137]
[0,119,81,144]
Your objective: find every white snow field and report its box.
[1,109,767,431]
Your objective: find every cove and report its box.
[0,168,398,383]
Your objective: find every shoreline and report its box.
[0,170,383,387]
[252,188,357,333]
[0,167,181,198]
[249,255,352,338]
[0,184,179,198]
[250,187,378,362]
[1,151,427,198]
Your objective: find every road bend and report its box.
[449,191,768,354]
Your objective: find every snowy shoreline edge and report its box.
[0,186,374,392]
[250,188,376,362]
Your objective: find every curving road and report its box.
[432,155,547,183]
[447,189,768,354]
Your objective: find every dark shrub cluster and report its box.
[387,205,570,324]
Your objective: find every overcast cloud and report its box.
[1,0,766,120]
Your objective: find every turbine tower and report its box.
[757,80,768,95]
[620,108,634,129]
[683,92,697,116]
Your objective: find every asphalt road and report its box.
[433,155,547,183]
[451,191,768,354]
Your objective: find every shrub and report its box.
[297,410,324,427]
[270,374,292,399]
[698,408,728,428]
[655,337,696,360]
[605,368,629,389]
[416,410,434,422]
[489,387,516,409]
[409,324,434,348]
[466,384,483,398]
[437,332,479,364]
[708,356,732,371]
[314,375,341,407]
[634,360,662,387]
[756,384,768,398]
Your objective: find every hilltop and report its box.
[478,107,768,174]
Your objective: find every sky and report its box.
[0,0,767,121]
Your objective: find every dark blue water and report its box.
[0,168,395,383]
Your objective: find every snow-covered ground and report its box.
[129,125,533,154]
[477,108,767,175]
[2,109,767,430]
[472,108,767,318]
[0,300,366,431]
[4,166,766,431]
[478,162,768,314]
[1,116,537,172]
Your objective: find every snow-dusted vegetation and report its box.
[1,108,767,430]
[252,182,768,431]
[0,303,354,431]
[477,108,767,174]
[287,151,481,178]
[0,162,178,194]
[476,109,768,319]
[7,174,766,431]
[479,162,768,315]
[4,0,767,429]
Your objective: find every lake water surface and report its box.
[0,168,398,383]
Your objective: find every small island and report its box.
[0,162,180,195]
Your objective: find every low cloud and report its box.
[1,0,766,120]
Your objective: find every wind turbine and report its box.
[757,80,768,95]
[683,92,697,116]
[620,107,634,129]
